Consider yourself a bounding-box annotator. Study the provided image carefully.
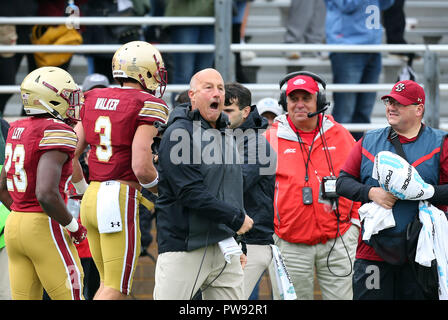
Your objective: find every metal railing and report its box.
[0,0,447,132]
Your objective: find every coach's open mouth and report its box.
[210,102,219,109]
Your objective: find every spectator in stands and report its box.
[256,97,284,128]
[264,72,360,300]
[164,0,215,105]
[325,0,394,141]
[30,0,83,72]
[223,82,275,300]
[382,0,418,61]
[0,0,38,117]
[144,0,175,86]
[281,0,326,59]
[383,0,406,47]
[80,0,147,82]
[145,0,165,42]
[232,1,254,83]
[0,25,18,118]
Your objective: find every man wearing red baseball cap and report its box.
[284,75,322,132]
[264,72,360,300]
[382,79,425,106]
[336,79,448,300]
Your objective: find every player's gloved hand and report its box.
[65,218,87,244]
[69,224,87,244]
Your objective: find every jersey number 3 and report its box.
[95,116,113,162]
[4,143,28,192]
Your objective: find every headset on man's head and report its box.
[278,71,329,115]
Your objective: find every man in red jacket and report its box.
[264,72,360,299]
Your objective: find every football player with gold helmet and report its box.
[71,41,168,300]
[0,66,87,300]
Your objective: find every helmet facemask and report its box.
[42,80,83,125]
[152,54,167,98]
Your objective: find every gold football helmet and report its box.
[20,66,83,124]
[112,41,167,97]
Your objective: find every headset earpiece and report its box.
[278,91,287,112]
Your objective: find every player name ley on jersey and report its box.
[94,98,120,111]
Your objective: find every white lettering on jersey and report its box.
[94,98,120,111]
[12,127,25,140]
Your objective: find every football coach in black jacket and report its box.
[153,69,254,300]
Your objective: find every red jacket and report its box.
[265,114,360,245]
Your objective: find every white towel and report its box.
[417,201,448,300]
[218,237,242,264]
[270,245,297,300]
[97,180,122,234]
[358,202,395,241]
[416,206,436,267]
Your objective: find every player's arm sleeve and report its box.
[38,125,78,159]
[138,100,170,126]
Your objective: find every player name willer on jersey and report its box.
[94,98,120,111]
[168,121,277,175]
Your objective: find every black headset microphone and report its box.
[307,105,329,118]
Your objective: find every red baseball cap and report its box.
[286,75,319,96]
[381,80,425,106]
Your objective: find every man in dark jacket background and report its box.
[223,82,276,299]
[153,68,253,300]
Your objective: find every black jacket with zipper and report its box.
[155,104,246,254]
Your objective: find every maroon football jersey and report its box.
[81,87,168,182]
[5,117,77,212]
